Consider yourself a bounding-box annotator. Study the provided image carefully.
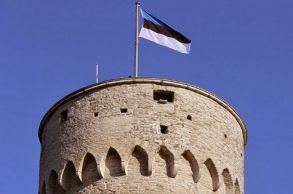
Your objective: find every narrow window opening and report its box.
[153,90,174,103]
[204,158,220,191]
[106,147,125,177]
[182,150,200,183]
[224,134,227,138]
[158,146,177,178]
[82,153,102,185]
[48,170,65,194]
[120,108,128,113]
[132,145,151,176]
[160,125,168,134]
[61,161,82,191]
[61,110,68,121]
[94,112,99,117]
[222,169,233,194]
[235,179,241,194]
[187,115,192,120]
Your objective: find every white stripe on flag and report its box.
[139,27,191,54]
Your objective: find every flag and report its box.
[139,9,191,54]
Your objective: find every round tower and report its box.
[38,78,247,194]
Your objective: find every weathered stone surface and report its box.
[38,78,247,194]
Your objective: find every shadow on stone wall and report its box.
[40,145,240,194]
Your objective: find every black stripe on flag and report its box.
[143,19,191,44]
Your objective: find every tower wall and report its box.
[38,78,247,194]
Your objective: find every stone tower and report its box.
[38,78,247,194]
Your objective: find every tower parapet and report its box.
[38,77,247,194]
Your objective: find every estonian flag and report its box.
[139,9,191,54]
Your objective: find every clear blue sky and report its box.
[0,0,292,193]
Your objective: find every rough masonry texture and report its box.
[38,78,247,194]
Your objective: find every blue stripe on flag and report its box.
[141,10,169,28]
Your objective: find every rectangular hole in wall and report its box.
[153,90,174,103]
[160,125,168,134]
[94,112,99,117]
[61,110,68,121]
[187,115,192,121]
[120,108,128,113]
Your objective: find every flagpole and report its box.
[134,1,140,78]
[96,64,99,83]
